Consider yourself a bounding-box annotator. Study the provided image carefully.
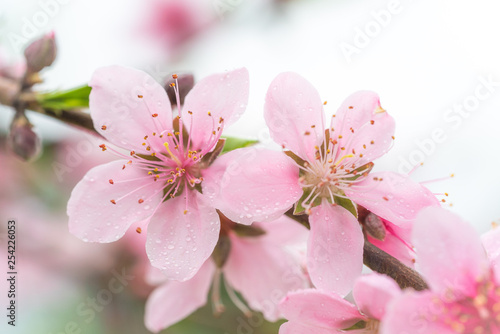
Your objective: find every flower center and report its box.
[100,75,225,214]
[296,129,373,211]
[433,275,500,333]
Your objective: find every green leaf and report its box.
[334,196,358,218]
[221,136,258,153]
[37,85,92,110]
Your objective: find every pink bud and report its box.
[165,73,194,106]
[24,32,57,73]
[7,113,42,161]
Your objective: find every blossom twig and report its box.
[284,208,428,291]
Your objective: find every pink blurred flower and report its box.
[215,72,438,295]
[145,0,214,51]
[67,65,249,282]
[383,207,500,334]
[144,216,309,332]
[279,273,401,333]
[0,48,25,80]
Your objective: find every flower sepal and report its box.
[232,224,266,237]
[284,150,308,168]
[212,234,231,268]
[342,320,368,331]
[334,196,358,218]
[199,138,225,166]
[293,187,322,215]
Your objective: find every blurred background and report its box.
[1,0,500,333]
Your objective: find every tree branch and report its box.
[28,104,98,134]
[284,208,428,291]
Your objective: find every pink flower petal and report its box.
[367,223,416,268]
[207,148,302,225]
[382,291,455,334]
[264,72,326,161]
[280,321,336,334]
[89,66,173,153]
[413,207,488,297]
[144,260,215,333]
[68,160,164,243]
[259,215,309,247]
[182,68,249,151]
[308,203,364,296]
[482,227,500,281]
[224,230,308,321]
[352,273,401,320]
[346,171,439,226]
[145,265,167,286]
[331,91,394,164]
[146,191,220,281]
[280,289,364,330]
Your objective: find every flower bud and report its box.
[7,113,42,161]
[363,212,387,241]
[24,32,57,73]
[165,73,194,106]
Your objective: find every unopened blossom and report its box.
[358,206,415,267]
[67,66,249,281]
[215,72,438,295]
[383,207,500,334]
[279,273,401,333]
[144,216,309,332]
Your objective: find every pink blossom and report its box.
[279,273,401,333]
[383,207,500,334]
[67,66,249,282]
[144,216,309,332]
[216,72,438,295]
[144,0,214,51]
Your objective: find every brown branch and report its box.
[363,240,428,291]
[28,104,98,134]
[284,208,428,291]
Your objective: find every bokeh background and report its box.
[1,0,500,333]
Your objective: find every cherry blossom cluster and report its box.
[66,66,500,333]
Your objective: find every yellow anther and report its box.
[375,105,386,114]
